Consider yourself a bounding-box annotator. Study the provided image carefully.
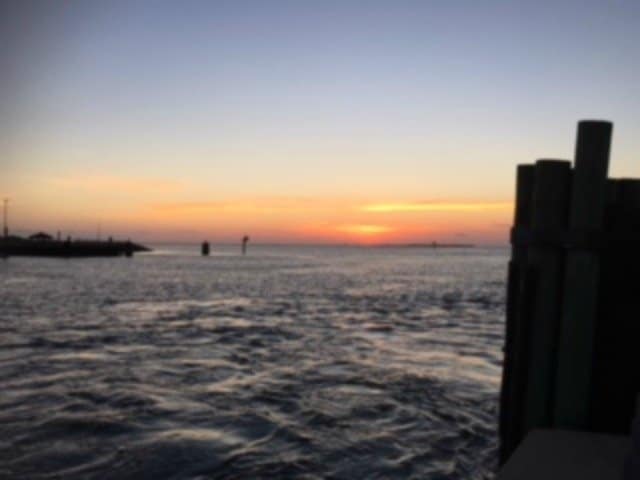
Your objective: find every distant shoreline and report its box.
[372,243,475,248]
[144,242,484,248]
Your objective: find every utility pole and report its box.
[3,198,8,238]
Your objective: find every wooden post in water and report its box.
[500,164,535,463]
[592,179,640,433]
[553,120,612,429]
[522,160,572,432]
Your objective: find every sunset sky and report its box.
[2,1,639,244]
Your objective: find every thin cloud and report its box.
[49,175,184,194]
[361,202,512,213]
[152,197,343,214]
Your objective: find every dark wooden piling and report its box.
[522,160,572,432]
[500,164,535,463]
[553,120,612,429]
[497,120,640,468]
[505,265,537,454]
[592,179,640,433]
[616,179,640,212]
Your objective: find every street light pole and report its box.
[3,198,8,238]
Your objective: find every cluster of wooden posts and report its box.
[499,120,640,463]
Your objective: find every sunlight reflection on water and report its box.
[0,245,506,479]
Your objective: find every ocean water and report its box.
[0,245,507,479]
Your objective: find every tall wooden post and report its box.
[522,160,572,432]
[553,120,612,429]
[500,164,535,462]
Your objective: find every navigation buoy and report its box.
[242,235,249,255]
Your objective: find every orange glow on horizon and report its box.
[361,202,512,213]
[6,181,514,244]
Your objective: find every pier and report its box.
[0,236,151,257]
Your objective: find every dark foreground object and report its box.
[497,429,629,479]
[499,119,640,467]
[0,236,151,257]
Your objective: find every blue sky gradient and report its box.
[1,1,639,242]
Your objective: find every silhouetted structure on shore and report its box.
[29,232,54,241]
[499,120,640,476]
[201,241,210,256]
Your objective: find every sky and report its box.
[1,0,639,244]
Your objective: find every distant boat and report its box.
[0,235,151,257]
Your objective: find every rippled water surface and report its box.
[0,245,507,479]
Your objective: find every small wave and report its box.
[0,246,506,479]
